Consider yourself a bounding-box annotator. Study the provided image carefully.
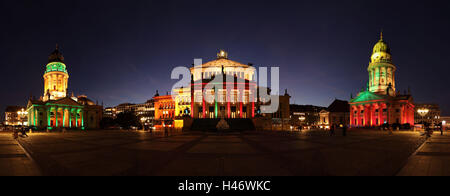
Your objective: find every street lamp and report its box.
[417,108,429,128]
[17,109,28,126]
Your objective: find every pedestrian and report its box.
[21,127,28,137]
[343,124,347,137]
[330,124,335,136]
[440,125,444,136]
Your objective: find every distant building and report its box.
[105,100,155,126]
[320,99,350,128]
[27,46,103,130]
[415,103,441,125]
[441,116,450,129]
[290,104,326,128]
[103,107,116,119]
[153,92,176,128]
[350,32,415,127]
[4,106,28,126]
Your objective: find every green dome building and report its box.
[349,32,415,127]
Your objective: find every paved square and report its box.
[0,129,437,176]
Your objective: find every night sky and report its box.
[1,0,450,119]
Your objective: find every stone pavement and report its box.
[398,132,450,176]
[11,129,428,176]
[0,133,41,176]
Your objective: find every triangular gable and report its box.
[350,91,387,103]
[47,97,82,107]
[320,109,329,114]
[27,100,33,108]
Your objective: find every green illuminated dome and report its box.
[45,44,68,74]
[48,44,65,63]
[372,32,391,55]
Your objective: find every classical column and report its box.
[69,108,72,128]
[251,91,255,118]
[202,98,206,119]
[356,106,360,126]
[364,105,368,126]
[191,89,194,118]
[239,102,243,119]
[371,104,375,126]
[239,89,243,118]
[34,108,38,126]
[47,107,51,128]
[55,107,59,127]
[81,110,85,129]
[227,89,231,119]
[62,108,66,128]
[75,110,79,127]
[214,89,218,119]
[350,107,354,126]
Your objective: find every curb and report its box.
[16,138,44,176]
[394,135,429,176]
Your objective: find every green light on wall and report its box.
[215,101,218,119]
[45,62,67,73]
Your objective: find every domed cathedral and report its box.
[349,32,415,127]
[26,45,103,131]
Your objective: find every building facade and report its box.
[350,33,415,127]
[152,50,290,130]
[27,46,102,130]
[188,50,258,119]
[319,99,350,129]
[290,105,325,128]
[415,103,441,125]
[4,106,28,126]
[104,100,155,126]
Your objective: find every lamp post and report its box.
[418,108,429,129]
[17,109,28,127]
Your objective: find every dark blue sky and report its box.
[1,0,450,118]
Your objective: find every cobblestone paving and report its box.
[398,133,450,176]
[0,134,41,176]
[13,129,427,176]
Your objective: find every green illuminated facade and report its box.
[26,45,103,130]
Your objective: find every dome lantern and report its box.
[48,44,65,63]
[217,50,228,59]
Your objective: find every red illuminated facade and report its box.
[350,33,415,127]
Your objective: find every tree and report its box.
[100,117,116,129]
[115,112,140,130]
